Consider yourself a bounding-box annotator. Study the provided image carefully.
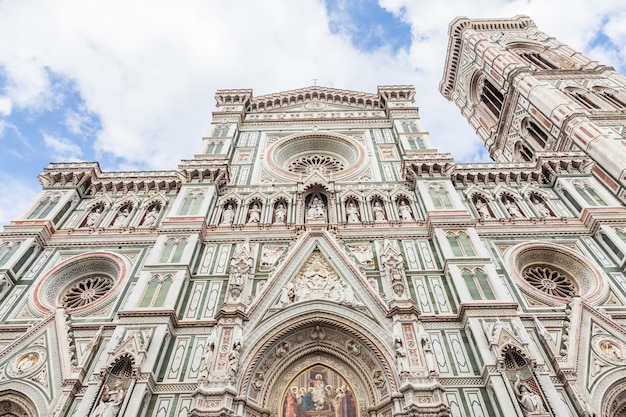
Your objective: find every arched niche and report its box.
[0,385,46,417]
[240,317,395,417]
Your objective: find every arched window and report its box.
[213,125,229,137]
[28,195,58,219]
[159,239,187,263]
[406,136,426,150]
[593,88,626,109]
[428,183,453,209]
[180,191,203,215]
[573,181,606,206]
[600,232,623,259]
[140,275,173,307]
[518,52,557,69]
[565,87,601,110]
[401,121,419,133]
[0,242,20,266]
[447,232,475,257]
[462,268,495,300]
[481,78,504,120]
[522,119,548,150]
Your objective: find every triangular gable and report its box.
[246,231,388,328]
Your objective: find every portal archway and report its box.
[240,310,396,417]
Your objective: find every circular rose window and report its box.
[60,274,115,309]
[33,253,126,315]
[266,132,366,180]
[507,242,607,304]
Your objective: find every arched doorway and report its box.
[0,390,38,417]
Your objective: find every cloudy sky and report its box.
[0,0,625,229]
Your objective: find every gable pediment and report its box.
[246,231,388,327]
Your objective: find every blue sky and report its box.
[0,0,625,229]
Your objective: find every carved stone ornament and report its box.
[276,251,358,307]
[592,334,626,365]
[7,347,47,378]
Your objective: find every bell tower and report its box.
[440,15,626,202]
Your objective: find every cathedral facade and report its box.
[1,15,626,417]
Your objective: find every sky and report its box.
[0,0,625,229]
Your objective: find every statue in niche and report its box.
[474,197,492,219]
[84,205,103,227]
[372,200,386,221]
[248,203,261,224]
[274,202,287,224]
[531,195,553,217]
[394,338,409,375]
[141,203,160,227]
[221,204,235,225]
[346,201,361,223]
[503,197,524,218]
[198,342,214,381]
[91,381,125,417]
[307,195,326,220]
[398,200,413,221]
[228,342,241,381]
[112,205,132,227]
[421,337,437,375]
[513,373,546,414]
[227,240,253,302]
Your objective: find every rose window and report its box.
[522,266,577,298]
[287,155,344,174]
[61,275,114,309]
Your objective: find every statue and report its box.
[274,202,287,224]
[394,338,409,375]
[531,195,552,217]
[221,204,235,225]
[91,381,125,417]
[398,200,412,221]
[475,198,492,219]
[248,203,261,223]
[85,206,103,227]
[198,342,214,381]
[307,196,326,220]
[513,373,546,414]
[112,206,131,227]
[504,198,524,218]
[372,200,386,221]
[346,202,360,223]
[141,205,160,226]
[228,342,241,381]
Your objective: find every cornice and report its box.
[440,15,535,99]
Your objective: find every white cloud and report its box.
[0,96,11,116]
[43,133,83,161]
[0,0,623,176]
[0,174,39,230]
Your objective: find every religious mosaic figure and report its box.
[248,203,261,224]
[274,202,287,223]
[281,366,356,417]
[307,196,326,220]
